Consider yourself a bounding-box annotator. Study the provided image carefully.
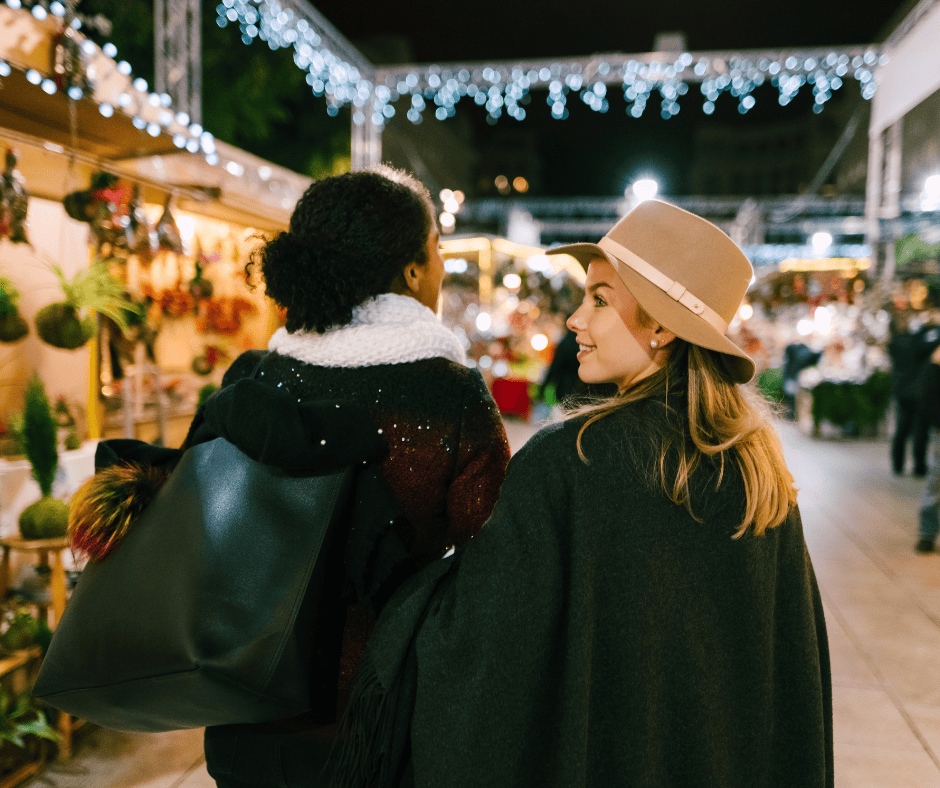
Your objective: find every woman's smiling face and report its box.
[566,258,671,389]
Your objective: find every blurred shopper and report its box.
[178,167,511,786]
[781,341,822,420]
[539,327,581,408]
[916,343,940,553]
[888,313,934,475]
[335,200,833,788]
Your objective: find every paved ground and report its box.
[21,417,940,788]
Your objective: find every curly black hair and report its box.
[250,165,435,333]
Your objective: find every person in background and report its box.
[539,327,581,408]
[334,199,832,788]
[781,341,822,421]
[916,343,940,553]
[888,312,935,476]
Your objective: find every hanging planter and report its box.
[0,278,28,343]
[63,172,133,255]
[35,261,134,350]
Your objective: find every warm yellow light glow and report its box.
[531,333,549,351]
[779,257,870,272]
[503,273,522,289]
[438,238,585,296]
[513,176,529,192]
[739,303,753,320]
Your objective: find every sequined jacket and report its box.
[186,349,510,733]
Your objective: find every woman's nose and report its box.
[567,310,584,332]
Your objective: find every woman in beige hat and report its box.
[333,200,833,788]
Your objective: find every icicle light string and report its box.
[0,0,890,141]
[212,0,886,127]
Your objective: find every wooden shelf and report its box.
[0,647,41,680]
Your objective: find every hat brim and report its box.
[548,242,755,384]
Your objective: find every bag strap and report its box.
[247,351,270,381]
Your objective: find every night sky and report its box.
[305,0,913,197]
[312,0,909,64]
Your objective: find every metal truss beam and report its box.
[155,0,202,124]
[261,0,373,76]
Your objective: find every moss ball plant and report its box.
[17,376,68,540]
[35,260,132,350]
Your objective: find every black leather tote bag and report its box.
[33,436,352,732]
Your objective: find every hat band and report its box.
[597,236,729,335]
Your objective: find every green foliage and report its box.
[35,303,97,350]
[810,370,893,434]
[18,497,69,540]
[51,260,134,332]
[21,377,57,498]
[36,260,135,349]
[895,233,940,270]
[757,368,784,403]
[0,689,59,749]
[0,277,19,318]
[0,609,52,656]
[197,383,219,410]
[0,277,29,342]
[0,412,23,456]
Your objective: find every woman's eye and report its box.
[593,295,607,307]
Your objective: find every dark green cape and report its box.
[339,403,833,788]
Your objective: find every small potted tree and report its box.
[17,377,68,541]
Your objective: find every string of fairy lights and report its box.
[0,0,891,162]
[214,0,886,127]
[0,0,214,159]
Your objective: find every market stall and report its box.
[0,5,314,772]
[0,0,311,461]
[741,254,893,435]
[439,235,583,418]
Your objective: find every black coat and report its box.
[341,400,833,787]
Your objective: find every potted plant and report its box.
[35,260,133,350]
[0,608,52,657]
[17,377,68,540]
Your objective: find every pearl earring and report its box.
[650,339,659,349]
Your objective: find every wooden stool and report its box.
[0,536,71,629]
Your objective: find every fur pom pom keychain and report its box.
[69,464,170,561]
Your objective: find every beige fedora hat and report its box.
[547,199,755,383]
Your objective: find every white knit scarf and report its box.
[267,293,467,368]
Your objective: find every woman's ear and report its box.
[402,262,422,295]
[652,325,676,348]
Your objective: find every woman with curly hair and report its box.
[335,199,832,788]
[176,165,511,785]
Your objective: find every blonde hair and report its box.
[570,340,797,537]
